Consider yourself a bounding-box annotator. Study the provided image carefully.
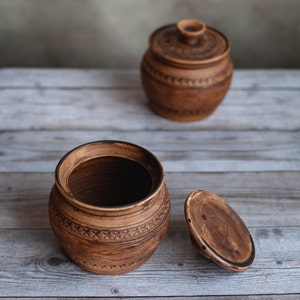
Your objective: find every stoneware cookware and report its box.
[49,140,170,275]
[185,190,255,271]
[141,19,233,122]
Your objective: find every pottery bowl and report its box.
[49,140,170,275]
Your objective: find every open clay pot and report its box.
[49,141,170,275]
[141,19,233,122]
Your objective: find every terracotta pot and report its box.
[48,141,170,275]
[141,19,233,122]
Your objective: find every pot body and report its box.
[141,50,233,122]
[48,141,170,275]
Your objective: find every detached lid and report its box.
[185,190,255,272]
[150,19,230,66]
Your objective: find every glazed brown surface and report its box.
[141,19,233,122]
[185,190,255,271]
[49,141,170,275]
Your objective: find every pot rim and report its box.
[54,140,165,212]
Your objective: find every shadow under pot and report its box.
[141,19,233,122]
[48,140,170,275]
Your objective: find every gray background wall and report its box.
[0,0,299,68]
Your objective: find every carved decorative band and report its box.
[73,255,148,272]
[49,194,170,242]
[142,56,232,88]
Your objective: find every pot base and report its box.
[149,99,217,122]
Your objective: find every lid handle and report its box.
[176,19,206,45]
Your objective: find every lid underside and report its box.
[185,190,255,271]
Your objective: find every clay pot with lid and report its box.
[141,19,233,122]
[48,141,170,275]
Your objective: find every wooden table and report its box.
[0,68,299,298]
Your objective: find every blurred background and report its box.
[0,0,299,69]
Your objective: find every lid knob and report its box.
[176,19,206,45]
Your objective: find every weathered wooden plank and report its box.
[0,69,300,89]
[0,172,299,229]
[232,69,300,89]
[7,296,299,300]
[166,172,300,228]
[0,226,299,297]
[0,130,299,173]
[0,69,299,299]
[0,173,51,229]
[0,69,139,89]
[1,88,300,131]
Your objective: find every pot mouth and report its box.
[55,140,164,211]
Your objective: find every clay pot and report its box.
[48,141,170,275]
[141,19,233,122]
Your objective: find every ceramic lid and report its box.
[184,190,255,272]
[150,19,230,67]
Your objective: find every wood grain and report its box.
[1,88,300,131]
[0,226,299,297]
[0,68,299,89]
[0,130,299,172]
[0,171,299,229]
[0,69,299,298]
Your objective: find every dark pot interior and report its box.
[68,156,153,207]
